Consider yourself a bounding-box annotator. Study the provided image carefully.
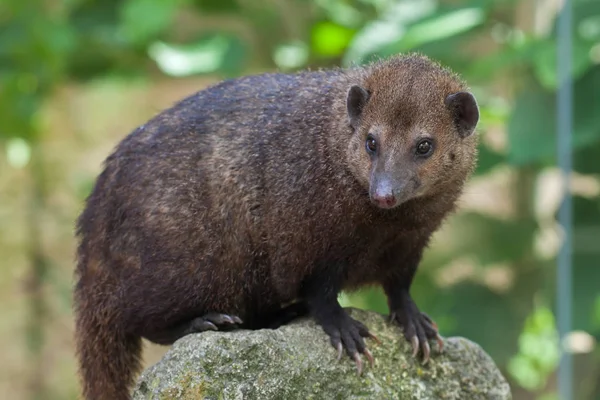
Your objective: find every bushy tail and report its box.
[74,288,142,400]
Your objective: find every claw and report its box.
[336,342,343,361]
[364,348,375,368]
[389,312,397,323]
[422,341,431,365]
[368,332,382,346]
[205,321,218,331]
[411,336,419,357]
[222,315,235,324]
[232,316,243,324]
[436,334,444,353]
[353,352,363,376]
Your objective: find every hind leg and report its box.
[144,313,243,345]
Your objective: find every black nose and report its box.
[372,193,397,209]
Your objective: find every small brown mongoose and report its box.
[73,53,479,400]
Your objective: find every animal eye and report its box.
[416,139,433,156]
[365,135,377,154]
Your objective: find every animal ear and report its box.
[445,91,479,138]
[346,85,370,129]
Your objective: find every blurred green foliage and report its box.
[508,305,560,391]
[1,0,600,399]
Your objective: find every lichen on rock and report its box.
[133,308,511,400]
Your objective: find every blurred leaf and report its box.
[0,11,76,80]
[273,41,309,70]
[532,38,593,90]
[67,0,134,79]
[556,0,600,39]
[342,19,406,66]
[571,195,600,332]
[393,7,486,51]
[474,142,505,175]
[119,0,184,46]
[0,75,42,139]
[478,97,511,126]
[531,0,600,90]
[507,306,559,390]
[466,15,597,86]
[563,65,600,148]
[148,33,246,77]
[508,355,545,390]
[593,295,600,331]
[578,15,600,41]
[508,66,600,165]
[573,135,600,174]
[441,281,521,366]
[411,267,459,334]
[464,36,540,82]
[194,0,239,13]
[311,21,355,57]
[424,212,537,267]
[339,286,388,315]
[506,84,554,165]
[313,0,365,28]
[342,0,436,65]
[0,4,78,141]
[472,96,509,176]
[69,0,122,38]
[572,193,600,229]
[349,6,485,63]
[6,137,31,168]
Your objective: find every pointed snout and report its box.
[369,174,419,210]
[370,180,398,209]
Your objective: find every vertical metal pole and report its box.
[556,0,573,399]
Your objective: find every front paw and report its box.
[319,309,380,375]
[390,295,443,365]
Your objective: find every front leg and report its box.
[384,285,443,364]
[382,244,443,364]
[301,267,378,375]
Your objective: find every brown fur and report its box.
[73,53,478,399]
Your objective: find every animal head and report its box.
[344,55,479,209]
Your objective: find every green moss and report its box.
[156,372,211,400]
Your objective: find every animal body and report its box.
[73,53,479,400]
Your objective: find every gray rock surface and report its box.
[133,308,511,399]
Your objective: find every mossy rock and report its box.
[133,308,511,399]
